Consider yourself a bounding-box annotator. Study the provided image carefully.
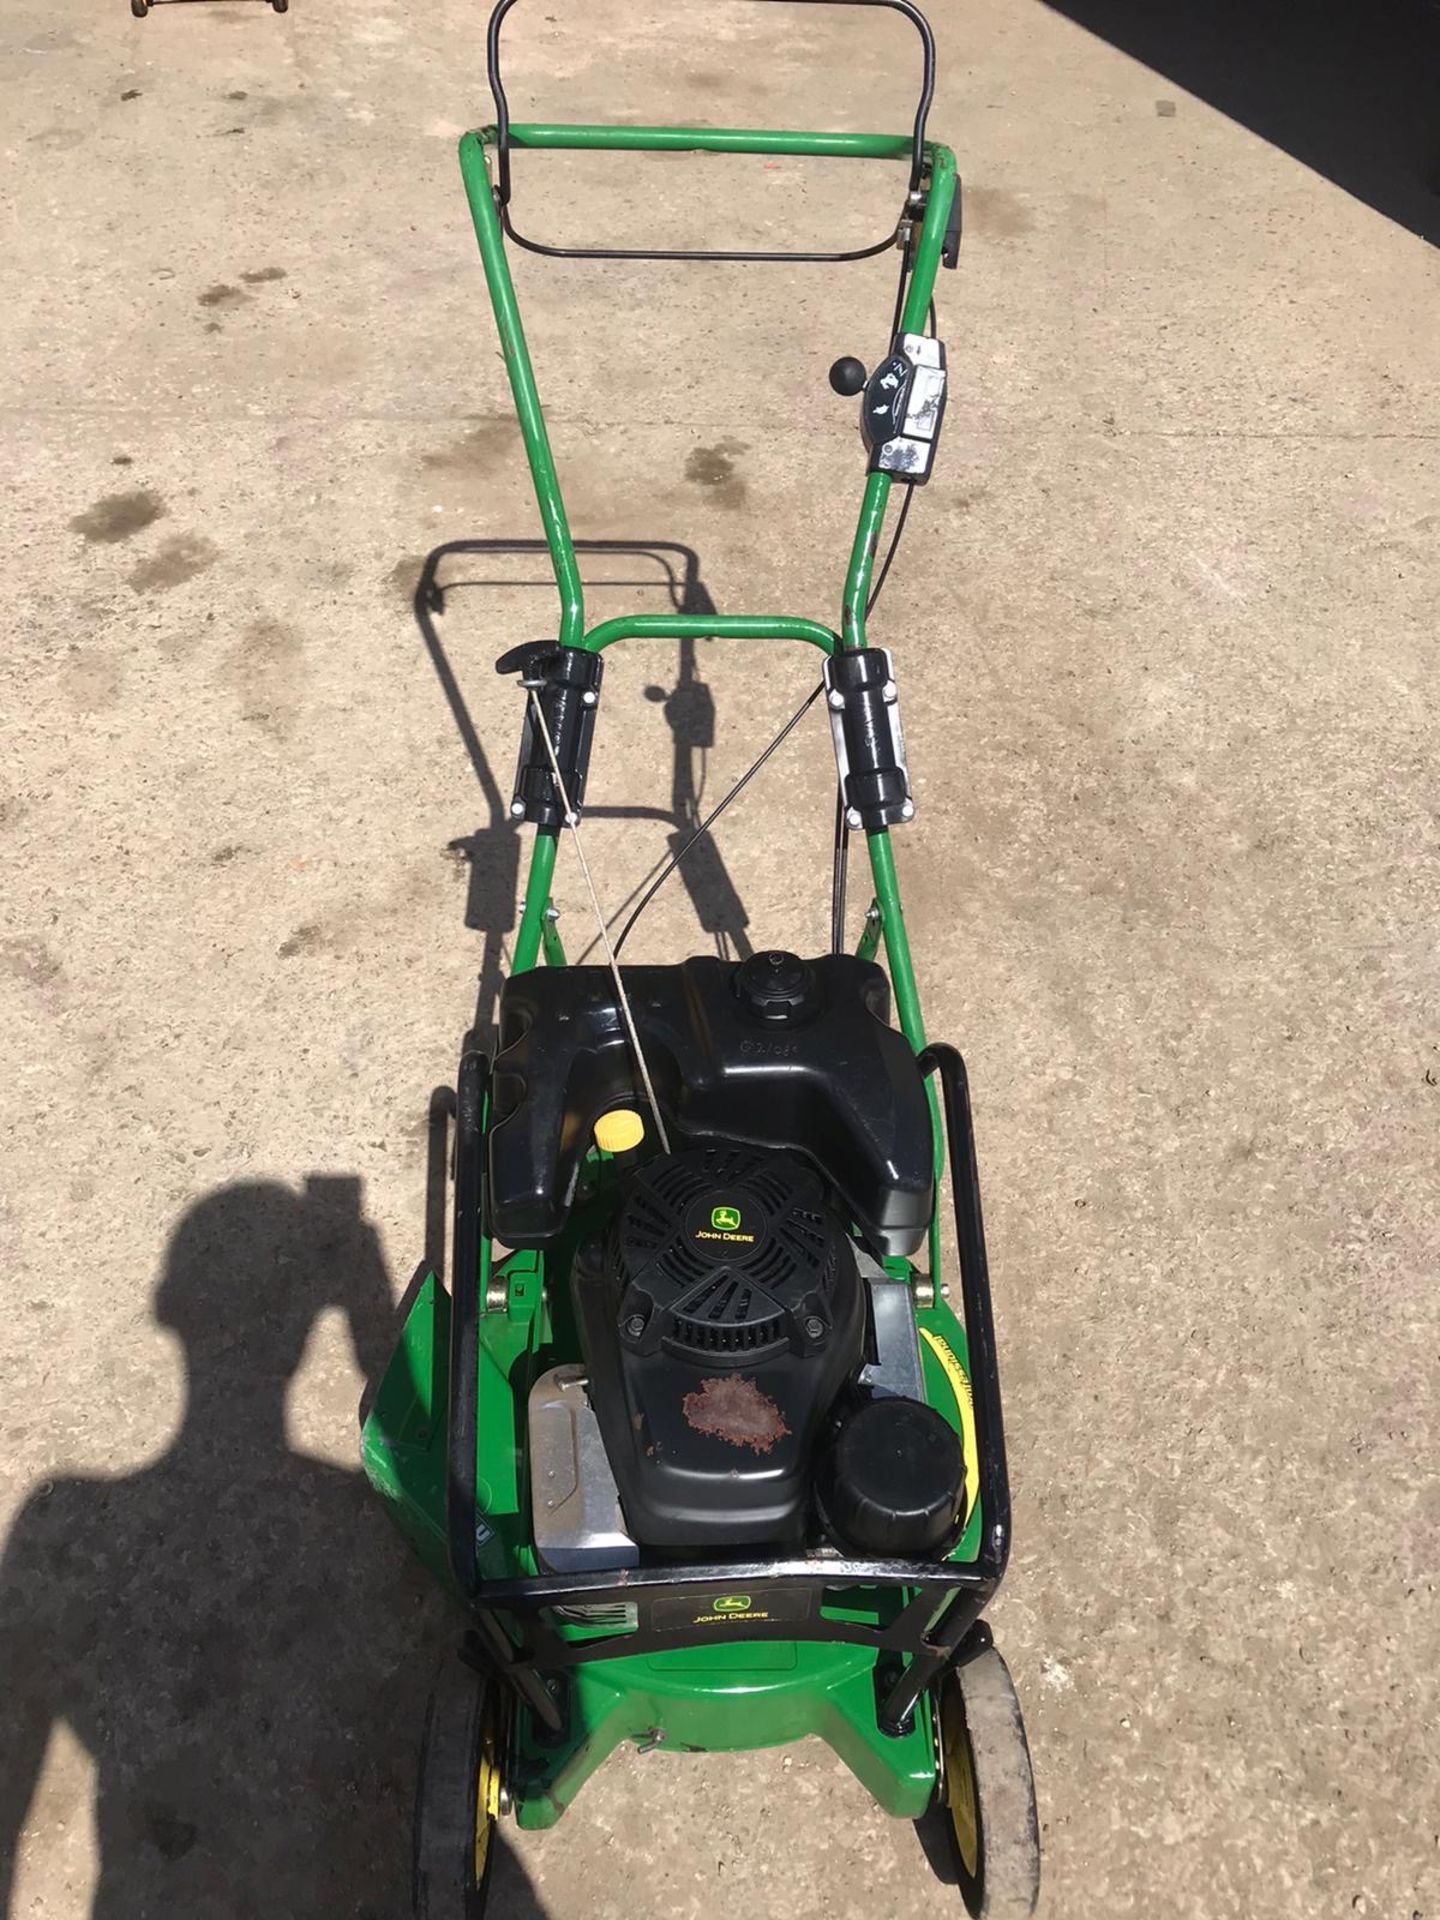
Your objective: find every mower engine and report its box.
[499,950,966,1571]
[578,1143,866,1549]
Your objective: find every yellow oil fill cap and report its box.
[594,1109,645,1155]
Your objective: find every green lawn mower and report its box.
[362,2,1040,1911]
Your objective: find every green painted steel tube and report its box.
[582,613,837,655]
[867,830,945,1274]
[512,830,557,974]
[901,142,957,333]
[839,143,958,652]
[496,123,918,160]
[458,132,585,648]
[839,145,962,1251]
[841,471,893,649]
[865,833,925,1053]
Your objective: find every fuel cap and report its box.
[733,950,818,1024]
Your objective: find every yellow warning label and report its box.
[919,1327,980,1524]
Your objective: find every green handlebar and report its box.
[461,119,957,1055]
[459,127,957,656]
[581,614,837,655]
[494,123,920,161]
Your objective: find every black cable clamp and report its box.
[823,647,914,832]
[496,642,604,829]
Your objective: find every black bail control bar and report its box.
[823,647,914,832]
[485,0,941,263]
[497,642,605,830]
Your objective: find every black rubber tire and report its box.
[130,0,149,16]
[271,0,289,13]
[413,1654,498,1920]
[936,1646,1041,1918]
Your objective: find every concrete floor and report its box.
[2,0,1437,1915]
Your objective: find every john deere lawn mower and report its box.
[362,3,1040,1911]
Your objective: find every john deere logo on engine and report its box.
[714,1594,752,1613]
[692,1198,759,1248]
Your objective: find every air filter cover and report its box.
[818,1396,965,1557]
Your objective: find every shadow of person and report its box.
[0,1177,547,1919]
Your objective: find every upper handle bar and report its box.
[485,0,939,263]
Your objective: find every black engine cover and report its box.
[489,953,935,1256]
[575,1144,866,1550]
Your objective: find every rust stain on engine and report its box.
[682,1375,790,1455]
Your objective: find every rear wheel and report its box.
[413,1653,506,1919]
[934,1645,1041,1917]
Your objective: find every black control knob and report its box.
[734,949,818,1025]
[829,356,868,397]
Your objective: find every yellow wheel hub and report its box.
[942,1682,980,1878]
[473,1710,504,1884]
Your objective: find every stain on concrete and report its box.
[112,453,134,467]
[387,555,427,603]
[209,843,249,865]
[142,1803,197,1862]
[203,321,222,335]
[61,648,125,713]
[278,923,326,959]
[421,415,521,471]
[80,1028,117,1084]
[127,533,219,594]
[1,938,63,988]
[198,284,250,310]
[965,186,1034,241]
[226,90,248,101]
[1225,1131,1264,1166]
[240,266,287,285]
[29,127,85,152]
[233,92,301,125]
[684,439,749,510]
[70,489,166,544]
[121,88,142,101]
[224,617,305,738]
